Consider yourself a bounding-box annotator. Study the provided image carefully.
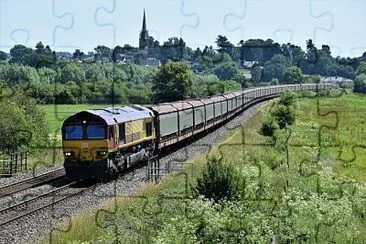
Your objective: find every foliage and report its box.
[195,157,240,203]
[259,114,279,137]
[9,43,56,68]
[283,66,303,84]
[260,90,297,136]
[270,78,279,85]
[212,62,240,81]
[0,51,7,61]
[354,74,366,93]
[356,61,366,75]
[49,94,366,244]
[263,54,291,81]
[0,84,49,152]
[278,90,297,107]
[94,45,112,61]
[271,104,296,129]
[250,64,263,83]
[152,62,193,103]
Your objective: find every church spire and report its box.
[142,9,147,33]
[139,9,149,50]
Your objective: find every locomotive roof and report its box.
[66,105,154,125]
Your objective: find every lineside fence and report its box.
[0,150,28,177]
[147,156,193,182]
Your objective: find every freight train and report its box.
[62,83,334,180]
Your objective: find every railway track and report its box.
[0,168,66,199]
[0,181,95,227]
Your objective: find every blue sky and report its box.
[0,0,365,57]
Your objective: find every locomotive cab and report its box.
[62,106,156,180]
[62,111,109,163]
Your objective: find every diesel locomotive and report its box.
[62,83,334,180]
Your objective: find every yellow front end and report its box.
[63,139,109,162]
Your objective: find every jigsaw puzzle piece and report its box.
[224,0,333,45]
[94,0,190,49]
[0,0,59,49]
[180,0,235,46]
[310,0,366,57]
[52,0,115,51]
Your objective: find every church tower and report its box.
[139,10,149,50]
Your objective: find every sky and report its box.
[0,0,365,58]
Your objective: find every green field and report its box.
[48,92,366,243]
[38,104,114,134]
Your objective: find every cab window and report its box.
[146,122,152,137]
[119,124,125,144]
[87,124,106,139]
[109,127,114,140]
[64,125,83,140]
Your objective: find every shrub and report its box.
[0,87,49,152]
[271,104,296,129]
[353,74,366,93]
[278,90,297,107]
[270,78,279,85]
[259,115,279,137]
[299,90,316,98]
[196,157,240,203]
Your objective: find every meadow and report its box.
[38,104,114,134]
[47,92,366,243]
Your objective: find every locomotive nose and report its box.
[63,141,108,161]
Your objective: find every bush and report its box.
[196,157,240,203]
[271,104,296,129]
[0,87,49,152]
[259,115,279,137]
[354,74,366,93]
[299,90,316,98]
[283,66,303,84]
[270,78,279,85]
[278,90,297,107]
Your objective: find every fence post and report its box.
[9,152,13,175]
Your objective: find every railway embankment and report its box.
[0,101,266,244]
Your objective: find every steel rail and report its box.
[0,168,65,199]
[0,181,95,227]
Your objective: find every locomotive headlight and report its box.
[65,152,73,156]
[96,151,107,156]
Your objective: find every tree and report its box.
[281,43,305,66]
[9,44,33,63]
[283,66,303,84]
[306,39,318,63]
[356,62,366,75]
[57,62,85,84]
[263,54,291,81]
[73,49,85,60]
[278,90,296,107]
[259,115,279,137]
[152,62,193,103]
[0,51,7,61]
[112,45,123,62]
[161,37,188,62]
[35,41,45,53]
[196,157,240,203]
[21,52,55,68]
[271,104,296,129]
[354,74,366,93]
[213,62,240,81]
[0,87,49,151]
[94,45,112,61]
[215,35,234,55]
[251,65,263,84]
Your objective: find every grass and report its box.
[295,93,366,182]
[38,104,113,134]
[46,92,366,243]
